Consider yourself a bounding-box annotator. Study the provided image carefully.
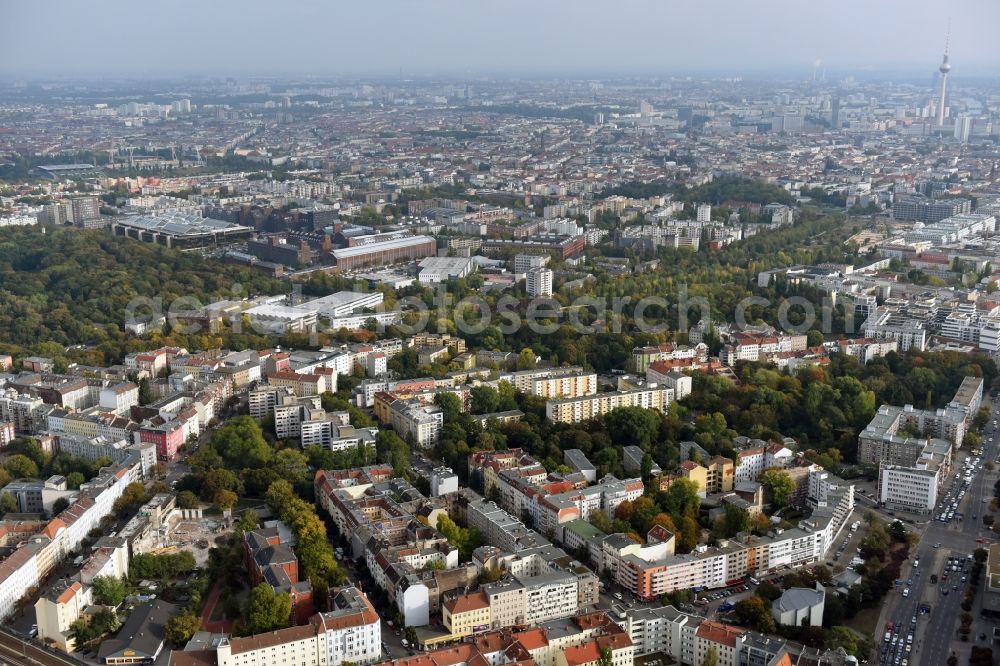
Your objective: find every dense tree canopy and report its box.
[265,480,346,589]
[243,583,291,635]
[0,226,282,365]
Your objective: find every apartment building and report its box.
[545,386,672,424]
[719,332,807,366]
[858,378,980,478]
[500,367,598,398]
[301,420,374,453]
[243,524,313,625]
[269,370,334,397]
[878,463,941,513]
[388,400,443,448]
[0,454,142,621]
[124,346,187,377]
[466,499,551,553]
[732,440,792,483]
[35,581,92,651]
[316,586,382,666]
[409,334,466,355]
[55,434,156,478]
[98,382,139,415]
[478,570,577,630]
[832,338,898,363]
[892,195,971,222]
[631,343,706,373]
[138,418,187,461]
[608,471,853,600]
[622,604,701,664]
[860,308,927,351]
[0,389,52,433]
[201,586,382,666]
[678,457,734,496]
[0,420,14,448]
[645,365,693,400]
[273,395,324,438]
[514,253,550,273]
[248,385,291,419]
[622,446,661,478]
[526,267,554,297]
[694,620,746,666]
[442,591,492,638]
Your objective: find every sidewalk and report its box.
[199,581,234,633]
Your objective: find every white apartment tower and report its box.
[526,267,553,297]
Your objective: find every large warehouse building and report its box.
[331,235,436,272]
[111,212,253,248]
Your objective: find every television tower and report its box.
[937,27,951,126]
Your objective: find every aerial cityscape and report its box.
[1,3,1000,666]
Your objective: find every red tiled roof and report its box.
[695,619,745,648]
[445,591,489,614]
[56,581,82,605]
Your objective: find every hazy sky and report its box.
[2,0,999,78]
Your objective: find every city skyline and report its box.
[2,0,999,77]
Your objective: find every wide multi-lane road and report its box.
[877,392,1000,666]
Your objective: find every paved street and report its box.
[876,393,1000,666]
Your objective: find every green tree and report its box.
[433,392,463,422]
[176,490,200,510]
[265,480,346,588]
[51,496,70,515]
[0,492,18,516]
[244,583,291,635]
[470,386,501,415]
[214,489,238,512]
[702,645,718,666]
[517,348,537,370]
[272,448,310,485]
[734,596,776,633]
[91,576,128,606]
[717,503,752,538]
[211,416,272,468]
[113,482,147,515]
[661,478,701,521]
[138,378,154,405]
[130,551,197,579]
[827,626,858,655]
[605,406,661,449]
[235,509,260,534]
[70,608,118,647]
[437,513,483,562]
[376,430,411,478]
[759,469,796,508]
[165,612,202,646]
[860,522,890,552]
[4,454,39,479]
[65,471,85,489]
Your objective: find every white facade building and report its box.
[526,267,553,297]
